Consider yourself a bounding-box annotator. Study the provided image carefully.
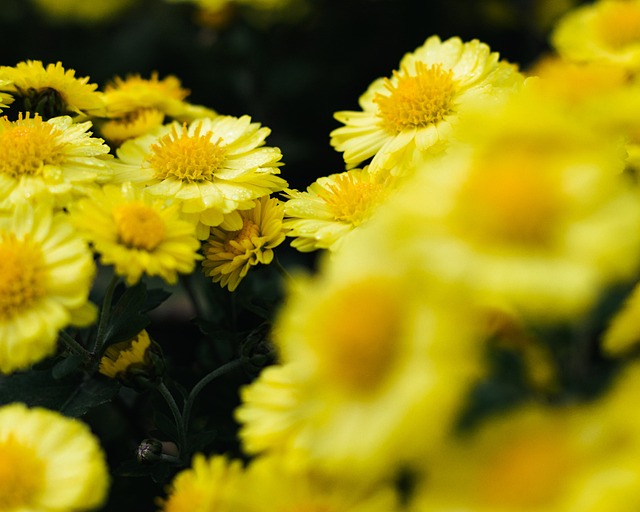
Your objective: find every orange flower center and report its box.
[113,202,166,251]
[0,435,45,509]
[317,173,387,226]
[597,1,640,50]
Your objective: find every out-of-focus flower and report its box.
[99,329,164,387]
[0,113,112,209]
[0,60,105,119]
[202,195,287,291]
[0,203,96,374]
[602,283,640,356]
[283,167,398,252]
[99,72,217,146]
[0,403,109,511]
[70,182,201,285]
[552,0,640,71]
[158,454,243,512]
[30,0,139,24]
[113,116,287,239]
[330,35,523,175]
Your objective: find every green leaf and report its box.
[59,378,121,417]
[102,282,150,349]
[51,354,84,380]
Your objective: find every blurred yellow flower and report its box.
[283,167,397,252]
[71,182,201,285]
[202,195,287,291]
[31,0,138,24]
[0,203,96,374]
[552,0,640,71]
[0,113,112,209]
[330,35,523,174]
[0,60,105,118]
[113,116,287,239]
[159,454,243,512]
[602,283,640,356]
[0,403,109,511]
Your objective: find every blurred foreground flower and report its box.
[0,403,109,511]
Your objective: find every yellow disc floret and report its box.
[317,173,386,226]
[0,114,64,178]
[147,123,226,182]
[374,62,456,133]
[113,201,167,251]
[0,434,45,510]
[0,234,46,321]
[224,218,260,255]
[596,1,640,50]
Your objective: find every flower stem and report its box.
[58,330,90,358]
[273,255,293,282]
[182,358,245,435]
[157,381,188,463]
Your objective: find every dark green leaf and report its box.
[51,354,84,380]
[59,378,121,417]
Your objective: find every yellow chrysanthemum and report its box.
[369,86,640,322]
[330,35,523,174]
[248,256,484,478]
[159,454,244,512]
[113,116,287,239]
[0,202,96,374]
[0,79,14,113]
[0,113,112,209]
[0,403,109,512]
[601,283,640,356]
[31,0,138,23]
[99,108,166,146]
[0,60,105,118]
[552,0,640,71]
[202,195,287,291]
[283,167,398,252]
[70,182,201,285]
[99,329,164,387]
[233,454,401,512]
[413,363,640,512]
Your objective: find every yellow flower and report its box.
[233,454,401,512]
[552,0,640,71]
[413,363,640,511]
[372,86,640,322]
[0,202,96,374]
[248,258,484,478]
[0,113,112,209]
[99,108,166,146]
[602,283,640,356]
[202,195,287,291]
[70,182,201,285]
[330,35,523,174]
[159,454,244,512]
[0,60,105,118]
[283,167,398,252]
[113,116,287,239]
[0,403,109,512]
[99,329,164,386]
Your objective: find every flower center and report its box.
[476,431,573,508]
[113,202,166,251]
[0,115,64,178]
[455,154,561,247]
[0,233,46,321]
[317,173,386,226]
[597,1,640,50]
[309,280,401,394]
[147,124,226,182]
[0,435,45,509]
[224,218,260,255]
[374,62,456,134]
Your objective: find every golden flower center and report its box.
[0,118,64,178]
[147,124,226,182]
[0,234,46,321]
[310,281,401,394]
[455,154,561,247]
[0,435,45,509]
[597,2,640,50]
[317,174,385,226]
[374,62,456,133]
[477,431,573,508]
[113,202,166,251]
[224,218,260,255]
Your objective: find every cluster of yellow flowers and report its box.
[8,0,640,510]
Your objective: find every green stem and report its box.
[273,255,293,282]
[157,382,188,462]
[182,358,245,434]
[93,273,119,353]
[58,330,90,358]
